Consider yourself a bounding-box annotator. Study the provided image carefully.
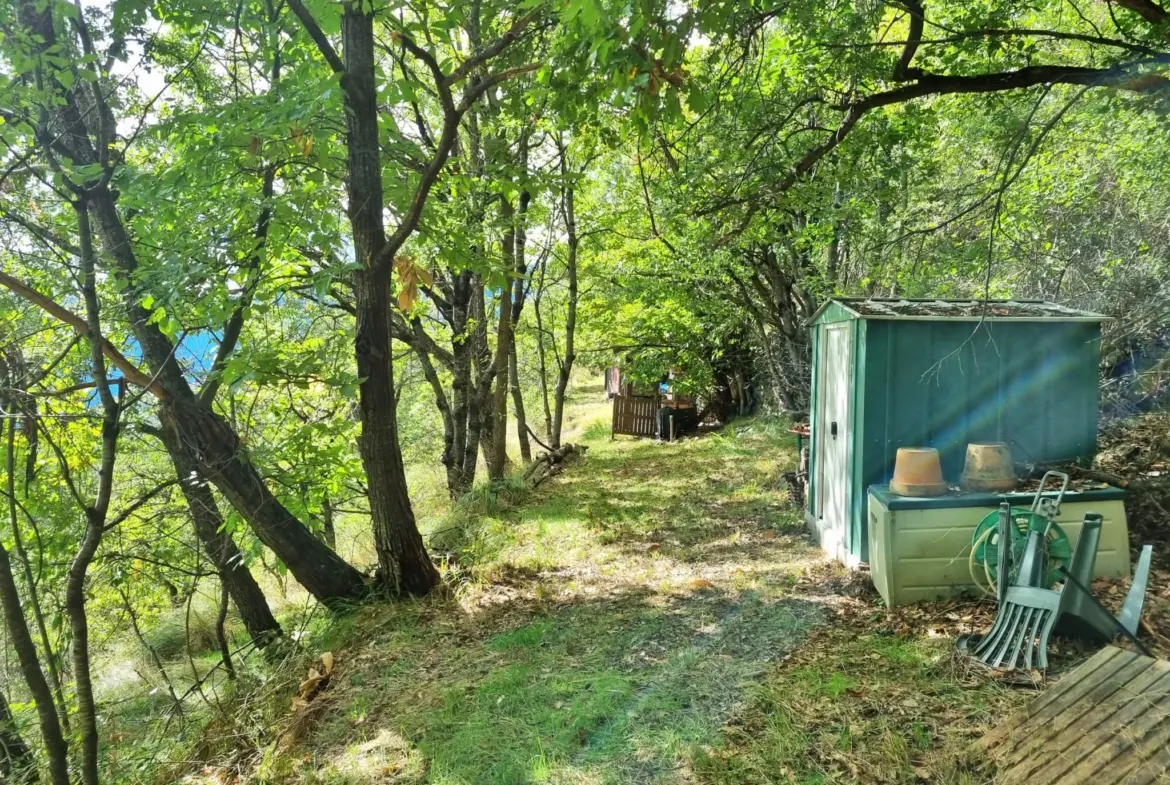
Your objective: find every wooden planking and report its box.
[976,647,1125,749]
[981,646,1170,785]
[611,394,659,438]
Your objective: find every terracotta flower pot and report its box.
[960,442,1017,492]
[890,447,948,497]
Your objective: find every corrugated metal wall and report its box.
[810,314,1103,563]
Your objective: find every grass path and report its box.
[259,385,1020,785]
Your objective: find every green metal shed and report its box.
[806,298,1108,566]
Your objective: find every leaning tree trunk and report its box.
[83,190,369,606]
[157,399,369,604]
[0,690,36,785]
[0,541,68,785]
[16,0,368,608]
[159,422,281,644]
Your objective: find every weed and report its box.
[581,417,611,441]
[142,606,223,660]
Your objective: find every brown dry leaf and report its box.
[298,666,327,699]
[690,579,715,589]
[394,257,435,311]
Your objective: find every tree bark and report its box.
[157,422,281,644]
[551,136,579,448]
[490,197,517,481]
[321,496,337,550]
[509,143,533,464]
[468,277,493,484]
[0,541,67,785]
[0,690,36,785]
[533,250,555,441]
[341,3,438,595]
[153,394,368,605]
[448,272,478,496]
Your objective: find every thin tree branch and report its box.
[0,271,165,398]
[286,0,345,73]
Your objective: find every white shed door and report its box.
[816,323,852,562]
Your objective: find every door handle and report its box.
[830,421,838,439]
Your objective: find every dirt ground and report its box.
[172,393,1170,785]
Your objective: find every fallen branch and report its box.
[524,443,588,488]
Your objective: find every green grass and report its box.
[245,388,831,785]
[165,382,1023,785]
[694,628,1017,785]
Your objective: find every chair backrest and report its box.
[976,586,1063,670]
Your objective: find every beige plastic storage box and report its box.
[868,485,1130,607]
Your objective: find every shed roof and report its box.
[809,297,1108,324]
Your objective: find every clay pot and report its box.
[960,442,1017,492]
[890,447,948,497]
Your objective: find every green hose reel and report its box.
[971,507,1072,590]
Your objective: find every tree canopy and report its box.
[0,0,1168,780]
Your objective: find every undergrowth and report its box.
[108,397,1025,785]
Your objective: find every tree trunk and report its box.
[0,690,36,785]
[491,199,517,481]
[509,147,532,464]
[552,136,579,448]
[533,252,555,441]
[15,0,368,609]
[0,542,67,785]
[158,422,281,644]
[1,397,69,730]
[156,399,367,606]
[82,157,369,609]
[321,496,337,550]
[341,4,438,595]
[445,273,476,496]
[509,348,531,464]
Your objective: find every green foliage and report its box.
[0,0,1168,780]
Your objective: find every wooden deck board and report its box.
[982,646,1170,784]
[1018,663,1170,782]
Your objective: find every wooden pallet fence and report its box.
[612,394,660,438]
